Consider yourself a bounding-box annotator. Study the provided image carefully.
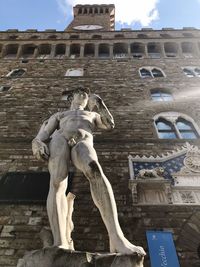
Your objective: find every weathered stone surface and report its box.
[17,247,144,267]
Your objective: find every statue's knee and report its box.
[51,177,67,192]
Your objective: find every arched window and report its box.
[176,118,198,139]
[154,112,199,139]
[139,67,165,78]
[183,67,200,77]
[140,68,151,78]
[6,68,26,78]
[152,68,164,77]
[151,89,173,101]
[155,118,177,139]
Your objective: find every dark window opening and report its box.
[22,44,36,58]
[164,42,178,57]
[70,35,79,39]
[137,34,148,38]
[94,7,98,14]
[114,34,124,38]
[78,8,82,14]
[55,44,66,57]
[8,35,18,40]
[92,35,102,39]
[131,43,144,59]
[100,8,103,13]
[4,44,18,58]
[181,42,194,57]
[83,8,87,14]
[48,35,57,39]
[113,43,128,58]
[30,35,39,39]
[38,44,51,58]
[0,172,73,204]
[84,43,95,57]
[0,86,11,92]
[7,68,26,77]
[70,44,80,58]
[160,33,172,38]
[105,8,109,13]
[99,44,110,58]
[148,43,161,58]
[89,8,93,14]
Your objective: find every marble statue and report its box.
[32,87,145,256]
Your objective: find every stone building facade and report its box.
[0,4,200,267]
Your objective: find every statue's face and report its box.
[72,91,88,108]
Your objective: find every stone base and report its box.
[17,247,144,267]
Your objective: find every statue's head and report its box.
[62,87,90,109]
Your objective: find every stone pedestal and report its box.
[17,247,144,267]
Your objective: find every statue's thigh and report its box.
[48,134,70,179]
[71,141,98,171]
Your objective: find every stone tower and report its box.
[66,4,115,31]
[0,3,200,267]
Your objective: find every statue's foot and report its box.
[110,238,146,256]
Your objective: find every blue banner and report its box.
[146,231,180,267]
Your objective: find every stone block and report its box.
[17,247,144,267]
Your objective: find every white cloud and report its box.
[56,0,160,26]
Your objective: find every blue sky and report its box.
[0,0,200,31]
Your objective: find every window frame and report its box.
[139,67,165,78]
[182,67,200,77]
[151,89,173,102]
[6,68,26,78]
[154,112,200,140]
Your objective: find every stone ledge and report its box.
[17,247,144,267]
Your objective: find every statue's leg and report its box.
[66,192,76,250]
[47,134,72,249]
[71,141,145,255]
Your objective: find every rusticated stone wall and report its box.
[0,29,200,267]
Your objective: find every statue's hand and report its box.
[32,138,50,161]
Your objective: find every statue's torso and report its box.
[56,110,97,141]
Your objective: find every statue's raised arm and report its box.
[88,94,115,130]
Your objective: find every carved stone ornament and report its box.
[183,143,200,173]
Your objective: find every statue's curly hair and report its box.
[62,87,90,103]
